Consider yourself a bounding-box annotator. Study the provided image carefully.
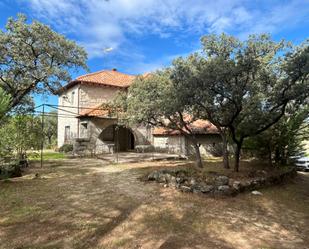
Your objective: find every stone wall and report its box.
[147,167,297,197]
[73,117,152,155]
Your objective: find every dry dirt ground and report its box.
[0,158,308,249]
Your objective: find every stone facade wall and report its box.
[58,83,222,155]
[79,85,120,108]
[153,136,187,154]
[57,85,80,147]
[58,84,124,148]
[153,134,222,156]
[187,134,223,156]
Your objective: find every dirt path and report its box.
[0,159,308,249]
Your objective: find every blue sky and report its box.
[0,0,309,109]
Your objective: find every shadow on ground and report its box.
[0,158,308,249]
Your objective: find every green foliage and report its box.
[59,144,73,153]
[0,163,22,179]
[119,34,308,170]
[44,111,57,148]
[0,88,11,118]
[28,151,65,160]
[0,14,88,115]
[117,71,204,168]
[0,115,42,158]
[244,106,309,164]
[170,33,309,171]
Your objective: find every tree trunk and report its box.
[221,134,230,169]
[234,140,243,172]
[192,141,203,168]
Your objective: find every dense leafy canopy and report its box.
[0,115,42,158]
[121,33,308,171]
[0,88,10,118]
[117,71,204,168]
[170,34,308,171]
[0,14,88,116]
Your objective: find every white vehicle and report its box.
[295,156,309,172]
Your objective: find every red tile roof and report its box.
[78,104,122,118]
[152,119,219,135]
[78,104,112,117]
[76,69,136,88]
[59,69,136,93]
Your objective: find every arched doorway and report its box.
[99,124,135,152]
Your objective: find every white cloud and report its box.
[21,0,309,72]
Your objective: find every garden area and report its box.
[0,13,308,249]
[0,158,308,249]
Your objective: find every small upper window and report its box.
[71,91,75,104]
[62,96,66,105]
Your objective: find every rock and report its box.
[164,173,172,182]
[180,185,192,193]
[163,184,168,188]
[190,178,197,186]
[218,185,230,191]
[217,185,232,195]
[157,173,167,183]
[231,181,242,191]
[176,177,183,184]
[200,184,214,193]
[169,176,177,187]
[193,188,201,194]
[251,190,263,195]
[147,171,159,181]
[215,176,229,186]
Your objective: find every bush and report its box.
[0,163,22,179]
[59,144,73,153]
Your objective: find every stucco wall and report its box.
[153,136,187,154]
[153,134,222,156]
[79,85,121,107]
[58,84,124,148]
[57,85,80,147]
[187,134,223,156]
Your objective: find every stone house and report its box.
[57,69,222,156]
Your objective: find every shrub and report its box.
[0,163,22,179]
[59,144,73,153]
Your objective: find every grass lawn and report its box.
[0,158,308,249]
[28,151,66,160]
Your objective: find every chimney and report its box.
[112,68,117,71]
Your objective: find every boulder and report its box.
[251,190,263,195]
[190,178,197,186]
[231,181,242,191]
[164,173,172,182]
[180,185,192,193]
[147,171,159,181]
[218,185,230,192]
[215,176,229,186]
[216,185,233,196]
[157,173,167,183]
[200,184,214,193]
[169,176,177,187]
[176,177,185,184]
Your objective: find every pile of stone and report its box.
[147,168,296,197]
